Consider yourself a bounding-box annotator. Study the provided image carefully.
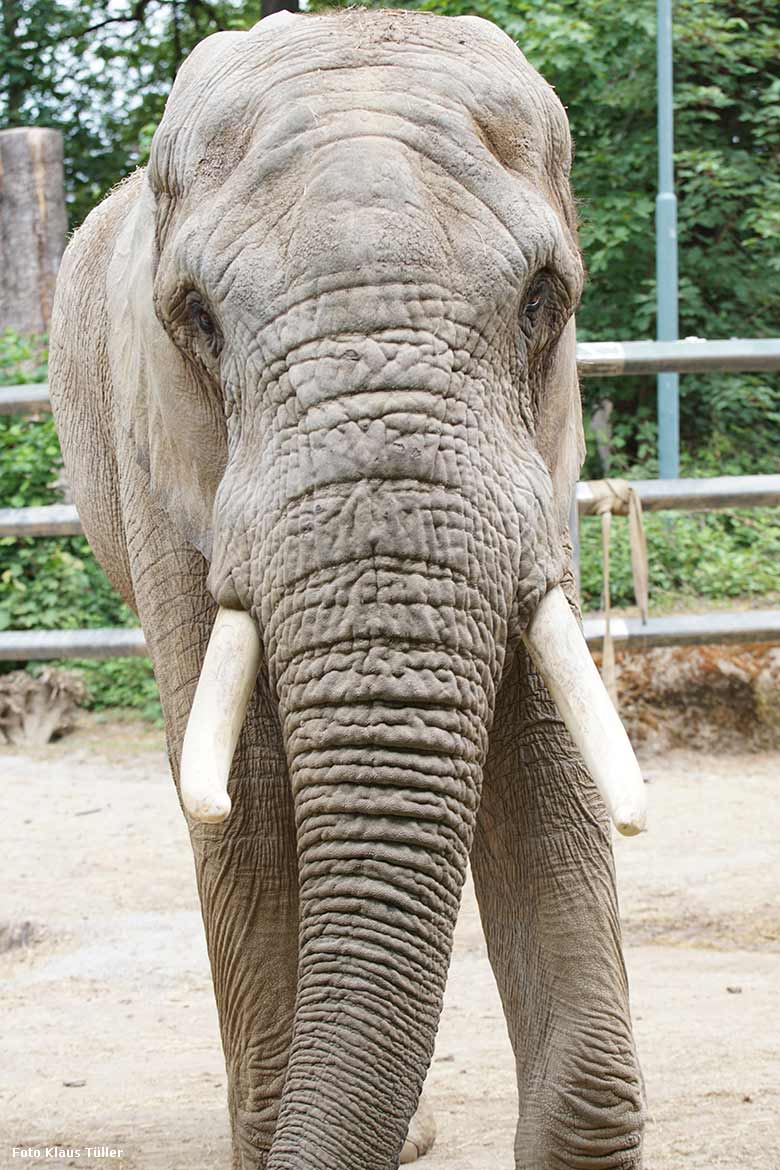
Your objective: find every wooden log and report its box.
[0,128,67,334]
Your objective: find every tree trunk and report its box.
[0,127,67,335]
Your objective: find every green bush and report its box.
[310,0,780,474]
[579,509,780,610]
[577,429,780,609]
[0,330,47,386]
[0,330,161,720]
[53,658,163,723]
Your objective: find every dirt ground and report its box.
[1,715,778,1170]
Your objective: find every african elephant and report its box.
[49,9,647,1169]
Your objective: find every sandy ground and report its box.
[1,716,778,1170]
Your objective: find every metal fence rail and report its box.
[0,503,82,536]
[576,337,780,377]
[583,609,780,651]
[577,473,780,514]
[3,337,779,417]
[0,628,147,660]
[3,477,780,657]
[2,337,779,661]
[5,476,779,539]
[4,610,779,661]
[0,384,50,414]
[4,474,779,540]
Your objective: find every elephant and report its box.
[49,8,647,1169]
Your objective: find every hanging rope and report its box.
[586,480,649,707]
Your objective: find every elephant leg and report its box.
[471,647,645,1169]
[190,713,298,1170]
[123,479,298,1169]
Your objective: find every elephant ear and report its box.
[106,178,227,560]
[535,316,584,536]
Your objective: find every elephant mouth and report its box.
[179,585,646,836]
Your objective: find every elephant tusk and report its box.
[522,585,647,837]
[180,607,261,824]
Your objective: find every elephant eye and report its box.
[523,278,547,323]
[185,291,222,357]
[187,293,215,335]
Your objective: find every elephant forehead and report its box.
[148,10,570,208]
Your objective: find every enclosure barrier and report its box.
[0,383,49,413]
[577,474,780,514]
[575,337,780,377]
[2,336,779,660]
[0,628,147,659]
[0,503,82,536]
[582,609,780,651]
[3,474,778,660]
[5,474,778,540]
[3,339,780,415]
[5,609,780,662]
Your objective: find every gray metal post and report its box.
[656,0,679,478]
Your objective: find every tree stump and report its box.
[0,127,67,335]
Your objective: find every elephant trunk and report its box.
[265,627,488,1169]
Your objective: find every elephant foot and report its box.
[400,1093,436,1164]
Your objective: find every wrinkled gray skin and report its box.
[49,10,644,1169]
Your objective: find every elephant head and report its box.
[102,10,645,1165]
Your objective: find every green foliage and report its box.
[311,0,780,472]
[0,330,160,716]
[0,328,47,385]
[579,509,780,610]
[54,657,163,722]
[1,5,779,711]
[0,0,258,226]
[0,535,135,632]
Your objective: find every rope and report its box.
[587,479,649,707]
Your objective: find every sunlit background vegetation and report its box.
[1,0,778,715]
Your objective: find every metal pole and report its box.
[656,0,679,478]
